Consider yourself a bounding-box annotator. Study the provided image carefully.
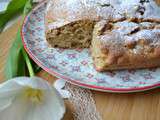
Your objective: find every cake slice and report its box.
[46,20,95,48]
[92,19,160,71]
[45,0,160,71]
[91,0,160,71]
[45,0,119,48]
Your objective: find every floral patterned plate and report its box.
[21,2,160,93]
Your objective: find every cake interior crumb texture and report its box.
[46,20,95,48]
[45,0,160,71]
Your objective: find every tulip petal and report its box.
[14,77,52,90]
[24,88,65,120]
[54,79,71,98]
[54,79,66,90]
[0,96,13,111]
[0,95,29,120]
[0,77,28,111]
[0,77,65,120]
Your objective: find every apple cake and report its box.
[45,0,160,71]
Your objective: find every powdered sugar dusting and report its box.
[106,22,160,44]
[46,0,160,29]
[46,0,121,30]
[46,0,160,53]
[96,0,160,53]
[113,21,139,35]
[23,3,160,92]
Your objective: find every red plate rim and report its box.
[21,1,160,93]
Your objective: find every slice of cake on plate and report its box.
[45,0,160,71]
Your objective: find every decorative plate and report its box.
[21,2,160,93]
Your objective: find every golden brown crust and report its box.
[92,19,160,71]
[45,0,160,71]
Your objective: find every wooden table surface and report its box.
[1,1,160,119]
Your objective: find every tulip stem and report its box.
[22,48,35,77]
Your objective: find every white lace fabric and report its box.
[54,79,102,120]
[65,83,102,120]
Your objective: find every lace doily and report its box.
[54,79,102,120]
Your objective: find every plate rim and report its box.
[21,1,160,93]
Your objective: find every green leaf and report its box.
[5,0,41,79]
[5,29,26,79]
[22,48,35,77]
[0,0,28,32]
[31,60,41,73]
[17,49,28,76]
[24,0,34,15]
[5,29,41,79]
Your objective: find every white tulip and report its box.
[0,76,65,120]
